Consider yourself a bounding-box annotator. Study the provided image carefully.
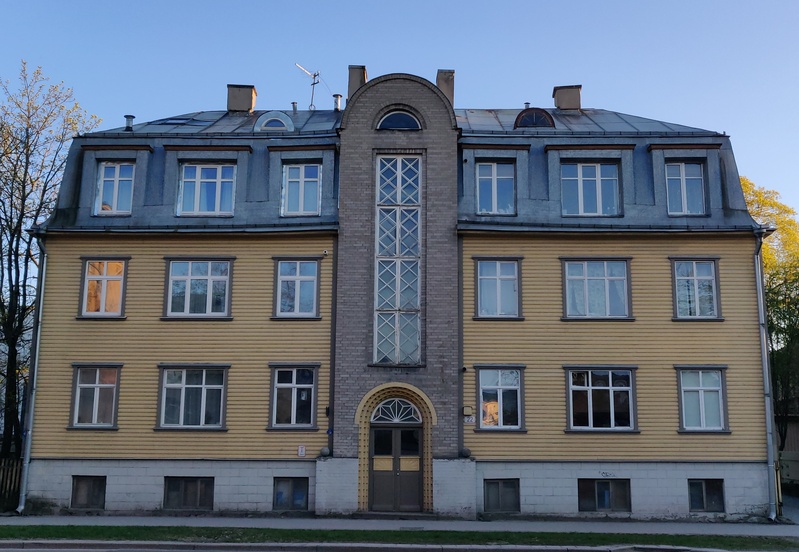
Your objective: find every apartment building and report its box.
[20,67,776,519]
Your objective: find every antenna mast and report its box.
[295,63,320,110]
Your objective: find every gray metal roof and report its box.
[92,107,717,137]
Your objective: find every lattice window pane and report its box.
[400,158,420,204]
[399,261,419,309]
[378,209,398,256]
[400,209,419,256]
[379,159,398,205]
[377,261,397,310]
[375,313,396,364]
[398,312,420,364]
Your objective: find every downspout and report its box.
[16,233,47,514]
[754,225,778,521]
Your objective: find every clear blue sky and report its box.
[3,0,798,211]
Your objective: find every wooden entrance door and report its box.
[369,427,422,511]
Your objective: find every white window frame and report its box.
[677,367,726,431]
[374,155,421,365]
[476,259,519,317]
[95,162,134,215]
[281,164,321,216]
[167,260,231,317]
[561,162,620,216]
[666,162,705,215]
[564,260,629,318]
[478,367,522,430]
[476,162,515,215]
[81,259,127,317]
[567,368,635,430]
[71,366,120,427]
[177,163,235,216]
[159,367,226,428]
[271,366,316,427]
[276,260,319,317]
[673,259,719,319]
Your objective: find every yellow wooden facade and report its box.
[32,232,334,459]
[462,232,766,461]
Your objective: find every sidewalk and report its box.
[2,503,799,552]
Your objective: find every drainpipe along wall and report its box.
[754,226,778,520]
[17,234,47,514]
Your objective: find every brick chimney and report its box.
[347,65,368,103]
[552,85,582,110]
[227,84,257,113]
[436,69,455,107]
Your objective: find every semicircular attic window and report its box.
[255,111,294,132]
[514,108,555,129]
[377,111,421,130]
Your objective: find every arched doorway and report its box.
[369,398,422,511]
[355,385,436,512]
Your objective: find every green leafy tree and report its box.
[0,61,99,458]
[742,176,799,450]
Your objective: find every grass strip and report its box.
[0,526,798,551]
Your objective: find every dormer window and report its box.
[263,119,287,130]
[255,111,294,132]
[514,108,555,129]
[377,111,421,130]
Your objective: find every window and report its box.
[72,366,120,427]
[178,164,235,215]
[159,367,226,428]
[578,479,631,512]
[561,163,619,216]
[95,162,133,214]
[167,260,231,317]
[276,260,318,317]
[677,368,726,431]
[377,111,421,130]
[484,479,520,512]
[688,479,724,512]
[255,111,294,132]
[476,162,514,215]
[71,476,106,509]
[564,260,629,318]
[568,369,634,430]
[282,164,321,216]
[164,477,214,510]
[479,368,521,429]
[514,108,555,128]
[374,156,421,365]
[673,260,719,319]
[666,162,704,215]
[272,367,316,427]
[477,260,519,317]
[81,259,126,317]
[273,477,309,510]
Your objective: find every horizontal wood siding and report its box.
[33,234,334,459]
[463,233,767,462]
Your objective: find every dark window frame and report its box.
[163,476,214,511]
[578,478,631,512]
[273,477,310,511]
[71,475,107,509]
[484,478,521,512]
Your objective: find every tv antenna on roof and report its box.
[295,63,320,110]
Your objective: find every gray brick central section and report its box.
[334,74,460,458]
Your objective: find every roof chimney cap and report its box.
[552,85,582,110]
[227,84,257,113]
[124,114,135,131]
